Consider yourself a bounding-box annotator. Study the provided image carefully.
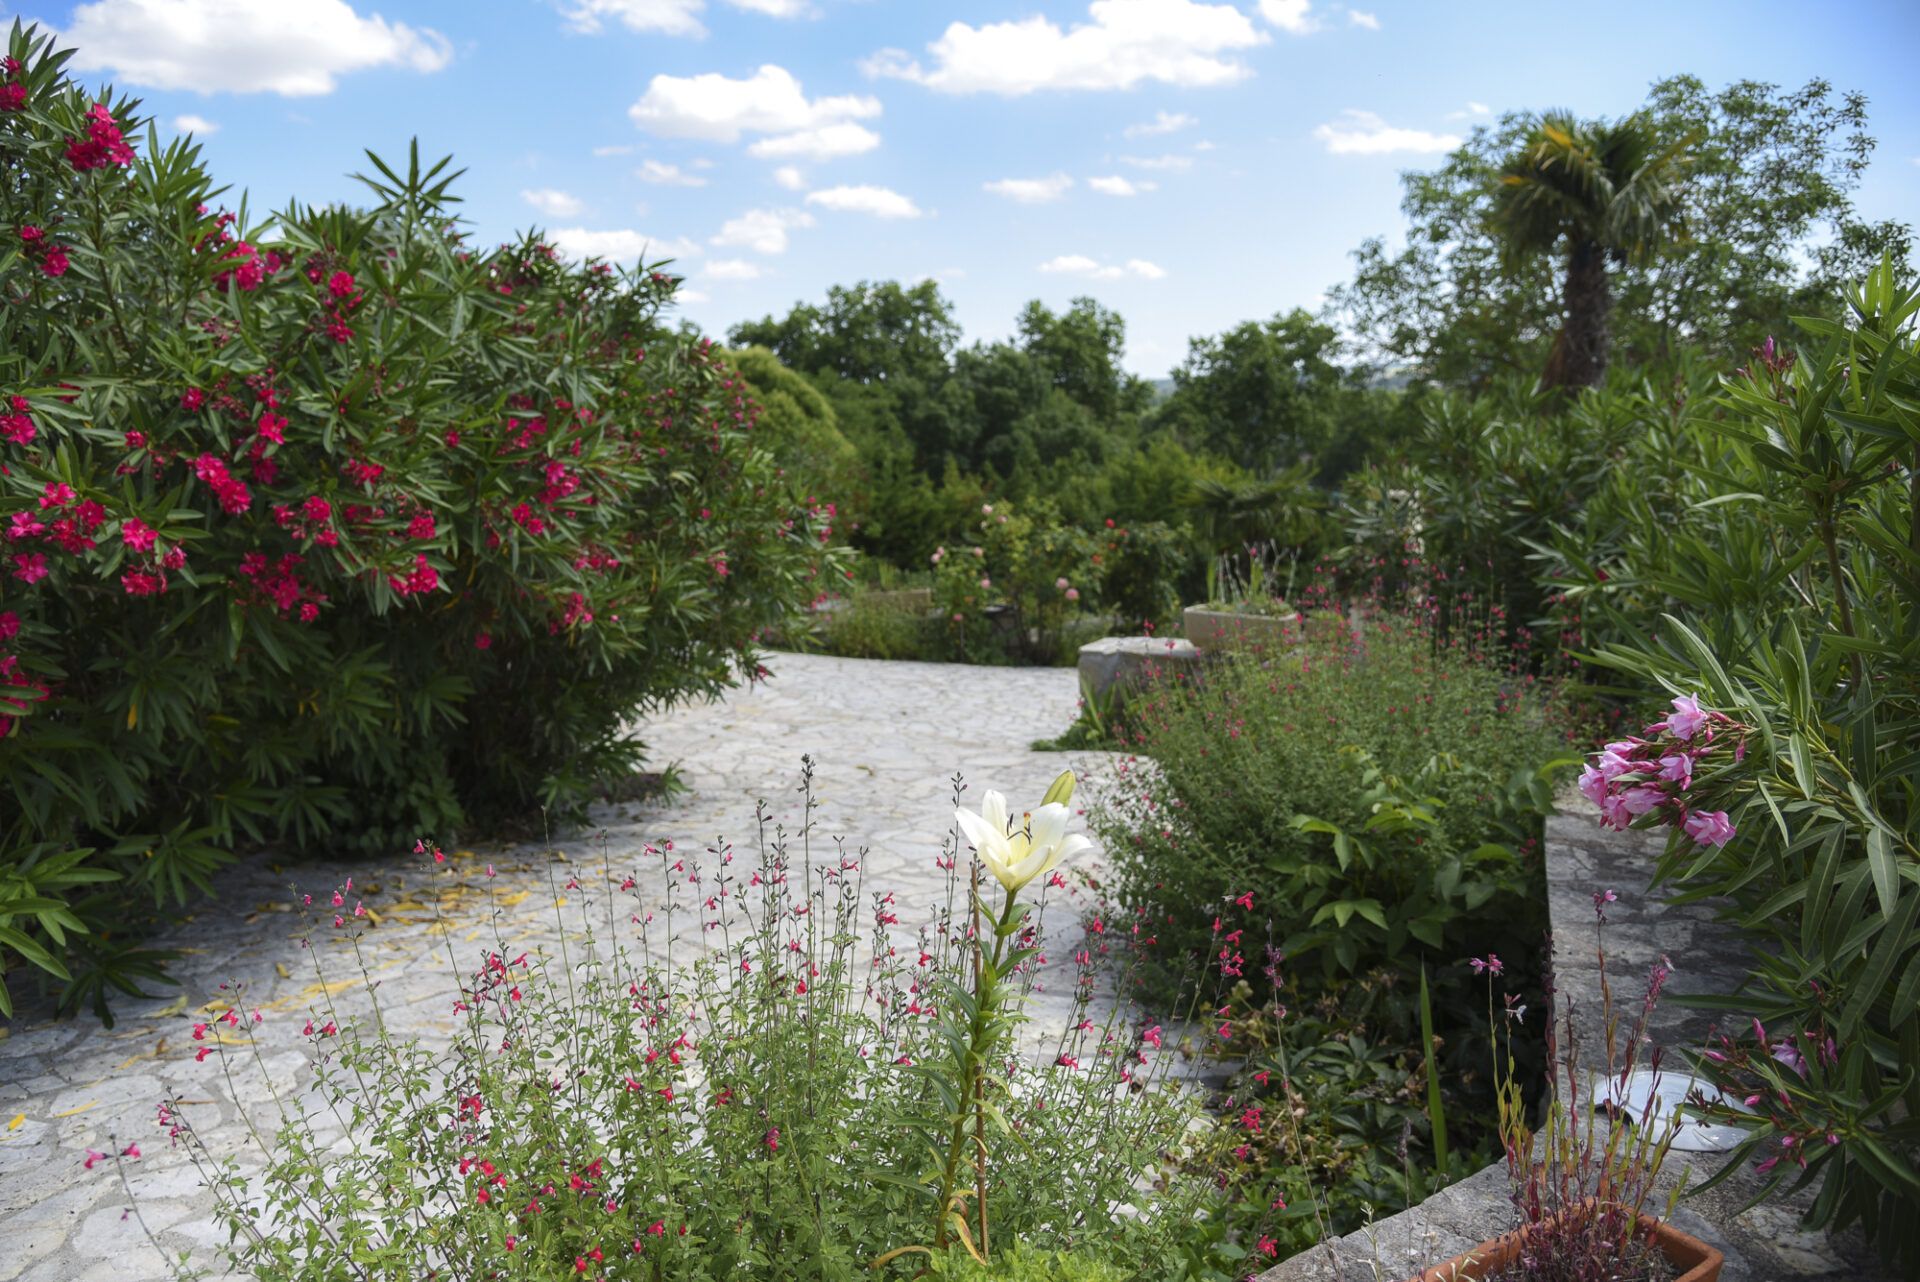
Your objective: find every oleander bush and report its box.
[1570,262,1920,1274]
[0,24,833,1018]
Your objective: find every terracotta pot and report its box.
[1408,1211,1722,1282]
[1182,604,1300,652]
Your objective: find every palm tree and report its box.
[1490,112,1692,391]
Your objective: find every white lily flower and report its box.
[955,788,1090,894]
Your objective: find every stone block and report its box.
[1077,635,1202,702]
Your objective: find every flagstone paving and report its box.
[0,652,1113,1282]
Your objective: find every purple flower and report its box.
[1468,954,1504,977]
[1666,694,1709,741]
[1577,764,1610,807]
[1621,785,1667,816]
[1683,809,1736,848]
[1658,753,1693,787]
[1599,792,1632,830]
[1771,1039,1807,1077]
[1594,749,1639,782]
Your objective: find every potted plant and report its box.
[1412,897,1725,1282]
[1183,543,1302,653]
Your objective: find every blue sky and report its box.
[23,0,1920,375]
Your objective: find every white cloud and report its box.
[983,173,1074,204]
[173,113,219,134]
[1121,153,1192,171]
[1348,9,1380,29]
[1125,110,1196,138]
[1258,0,1316,34]
[593,144,636,156]
[1192,139,1216,151]
[863,0,1266,96]
[677,287,711,303]
[549,227,702,265]
[804,184,923,219]
[636,160,708,187]
[560,0,808,38]
[630,65,881,164]
[563,0,705,36]
[705,258,763,280]
[710,207,815,254]
[1446,100,1492,120]
[1315,109,1461,155]
[746,122,881,160]
[61,0,451,95]
[772,165,806,190]
[1089,175,1156,196]
[522,188,585,218]
[1039,254,1165,280]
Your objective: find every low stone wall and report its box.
[1255,797,1898,1282]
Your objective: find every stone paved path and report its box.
[0,653,1112,1282]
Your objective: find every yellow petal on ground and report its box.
[494,891,530,908]
[153,995,190,1017]
[275,963,291,979]
[52,1102,96,1118]
[6,1113,23,1131]
[465,927,483,942]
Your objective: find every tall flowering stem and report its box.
[925,769,1084,1262]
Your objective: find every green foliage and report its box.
[0,25,832,1018]
[124,769,1227,1281]
[1490,110,1693,388]
[725,345,861,508]
[1156,310,1352,472]
[1333,75,1914,388]
[1576,262,1920,1273]
[1096,623,1570,985]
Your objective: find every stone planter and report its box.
[1408,1210,1722,1282]
[1182,604,1300,653]
[1077,635,1203,702]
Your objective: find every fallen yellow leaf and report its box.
[6,1113,23,1131]
[275,963,291,980]
[52,1101,97,1118]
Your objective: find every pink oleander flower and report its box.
[1577,763,1609,807]
[1658,753,1693,787]
[1683,809,1736,848]
[122,518,158,553]
[1665,694,1709,741]
[1620,784,1666,816]
[1598,791,1632,830]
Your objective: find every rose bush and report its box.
[0,23,834,1018]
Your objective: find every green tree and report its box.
[724,346,861,505]
[1489,111,1691,389]
[1331,77,1915,388]
[1158,309,1347,472]
[1015,297,1152,423]
[728,279,959,386]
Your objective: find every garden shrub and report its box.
[1570,262,1920,1274]
[1092,620,1574,1248]
[1098,622,1572,984]
[0,24,833,1018]
[111,768,1236,1281]
[930,499,1098,665]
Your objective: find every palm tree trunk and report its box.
[1547,239,1611,391]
